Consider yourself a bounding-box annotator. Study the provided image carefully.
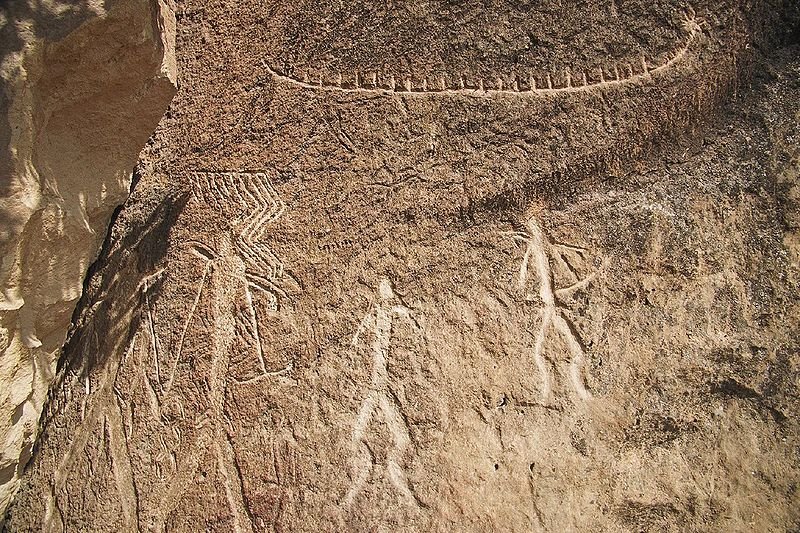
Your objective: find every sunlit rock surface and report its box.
[4,0,800,531]
[0,0,176,515]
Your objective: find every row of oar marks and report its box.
[266,45,690,94]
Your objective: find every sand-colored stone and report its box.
[5,0,800,531]
[0,0,176,515]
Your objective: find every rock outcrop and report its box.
[0,0,176,515]
[4,0,800,531]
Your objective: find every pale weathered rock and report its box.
[5,0,800,531]
[0,0,176,515]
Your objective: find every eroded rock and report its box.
[5,0,800,531]
[0,0,176,514]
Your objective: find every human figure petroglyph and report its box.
[165,170,294,385]
[151,248,255,533]
[133,173,291,529]
[505,216,598,401]
[49,266,257,533]
[344,278,420,509]
[133,244,289,531]
[185,239,293,384]
[139,248,289,396]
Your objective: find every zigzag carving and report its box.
[191,172,286,307]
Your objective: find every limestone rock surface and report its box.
[5,0,800,531]
[0,0,176,515]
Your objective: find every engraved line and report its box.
[166,261,210,392]
[344,279,418,508]
[142,278,162,390]
[139,336,163,421]
[106,405,139,532]
[554,270,598,299]
[265,17,701,98]
[243,284,268,375]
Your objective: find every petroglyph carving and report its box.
[152,254,255,533]
[42,340,139,532]
[259,438,301,529]
[184,240,293,385]
[505,216,598,401]
[140,268,167,393]
[192,171,287,299]
[265,13,702,98]
[133,172,292,400]
[189,170,293,382]
[136,237,290,530]
[344,278,420,509]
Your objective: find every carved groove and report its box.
[505,215,598,401]
[265,15,702,98]
[344,278,420,509]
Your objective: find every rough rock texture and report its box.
[0,0,176,516]
[5,0,800,531]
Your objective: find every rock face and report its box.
[5,0,800,531]
[0,0,176,516]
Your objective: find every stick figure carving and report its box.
[505,215,597,401]
[144,172,294,530]
[150,248,255,533]
[182,171,294,385]
[135,172,293,404]
[184,239,293,385]
[344,278,420,509]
